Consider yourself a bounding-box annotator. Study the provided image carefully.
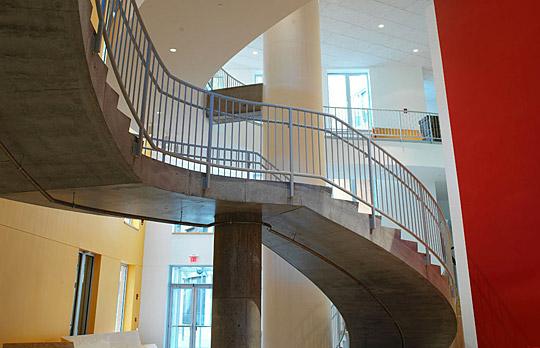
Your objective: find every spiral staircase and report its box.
[0,0,458,346]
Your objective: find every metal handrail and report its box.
[206,68,245,90]
[145,139,287,181]
[94,0,455,292]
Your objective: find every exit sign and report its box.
[189,255,199,263]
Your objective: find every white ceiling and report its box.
[224,0,434,73]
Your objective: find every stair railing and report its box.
[94,0,455,293]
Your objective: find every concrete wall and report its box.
[0,199,145,343]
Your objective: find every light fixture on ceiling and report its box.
[413,48,419,53]
[252,50,259,55]
[169,48,177,53]
[378,24,385,28]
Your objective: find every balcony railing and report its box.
[206,68,244,90]
[94,0,455,293]
[324,106,442,143]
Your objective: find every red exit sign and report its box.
[189,255,199,263]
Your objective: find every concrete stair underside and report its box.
[0,0,457,347]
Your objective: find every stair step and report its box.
[401,240,419,253]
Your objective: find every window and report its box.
[115,264,129,332]
[173,225,214,234]
[70,251,95,336]
[123,218,141,230]
[254,73,263,84]
[327,72,371,129]
[331,305,350,348]
[167,266,213,348]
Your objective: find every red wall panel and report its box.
[434,1,540,346]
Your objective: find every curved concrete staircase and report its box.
[0,0,457,346]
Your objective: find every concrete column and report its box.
[211,212,262,348]
[262,0,325,182]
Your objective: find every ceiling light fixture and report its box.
[169,48,177,53]
[378,24,385,28]
[413,48,419,53]
[252,50,259,55]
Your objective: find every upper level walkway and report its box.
[208,69,442,144]
[0,0,457,346]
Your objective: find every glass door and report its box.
[167,266,213,348]
[70,251,95,335]
[194,287,212,348]
[169,285,212,348]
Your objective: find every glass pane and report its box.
[114,264,128,331]
[195,288,212,326]
[171,267,213,285]
[327,74,348,123]
[174,225,213,233]
[349,74,370,129]
[195,326,212,348]
[170,288,193,326]
[169,326,191,348]
[77,254,94,335]
[213,77,224,89]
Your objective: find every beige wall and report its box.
[262,247,332,348]
[139,0,311,87]
[0,199,145,343]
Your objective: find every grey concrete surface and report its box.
[212,212,262,348]
[0,0,457,346]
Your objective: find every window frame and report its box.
[326,71,372,127]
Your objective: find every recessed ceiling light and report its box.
[378,24,385,28]
[413,48,419,53]
[169,48,177,53]
[252,50,259,55]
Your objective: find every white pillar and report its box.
[262,0,326,183]
[262,2,332,347]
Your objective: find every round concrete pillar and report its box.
[211,212,262,348]
[262,0,326,181]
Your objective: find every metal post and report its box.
[288,108,294,197]
[205,94,215,188]
[93,0,104,53]
[399,108,406,142]
[419,190,431,265]
[247,152,251,180]
[367,137,376,231]
[137,44,152,155]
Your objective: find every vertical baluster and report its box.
[367,137,376,230]
[288,108,294,196]
[205,93,214,187]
